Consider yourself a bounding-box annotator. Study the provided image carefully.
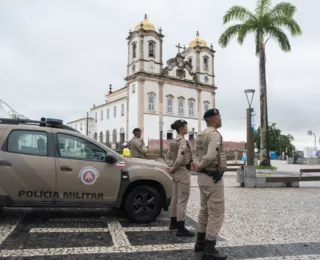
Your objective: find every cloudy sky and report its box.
[0,0,318,150]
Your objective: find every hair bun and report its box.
[170,123,176,130]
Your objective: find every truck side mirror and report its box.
[106,154,117,164]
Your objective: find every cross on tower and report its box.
[175,43,183,53]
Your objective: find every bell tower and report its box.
[126,15,164,77]
[183,31,216,87]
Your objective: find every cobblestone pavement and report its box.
[0,166,319,259]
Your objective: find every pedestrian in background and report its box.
[121,143,131,157]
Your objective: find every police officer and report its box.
[166,120,194,237]
[192,109,227,260]
[129,128,148,158]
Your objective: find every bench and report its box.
[299,168,320,179]
[265,168,320,186]
[226,163,245,172]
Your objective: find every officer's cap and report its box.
[203,108,220,120]
[132,128,141,134]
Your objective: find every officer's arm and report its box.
[140,140,149,154]
[171,140,186,172]
[198,132,220,170]
[133,139,147,154]
[164,146,172,166]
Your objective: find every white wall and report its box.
[143,114,199,141]
[68,118,91,136]
[128,81,139,136]
[163,116,198,140]
[144,80,159,114]
[143,114,161,140]
[200,91,213,117]
[92,98,127,144]
[128,36,141,77]
[163,83,198,118]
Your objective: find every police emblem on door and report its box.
[79,167,99,185]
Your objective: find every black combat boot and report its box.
[169,217,178,230]
[194,232,206,252]
[202,240,227,260]
[176,221,195,237]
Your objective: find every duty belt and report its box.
[200,169,218,176]
[200,169,224,184]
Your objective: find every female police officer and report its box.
[165,120,194,237]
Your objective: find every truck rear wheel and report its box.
[124,185,162,223]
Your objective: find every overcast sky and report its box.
[0,0,319,150]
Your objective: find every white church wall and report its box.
[128,81,139,136]
[144,80,159,114]
[162,116,198,140]
[200,52,213,74]
[163,83,198,118]
[200,90,213,115]
[128,36,141,77]
[93,98,127,144]
[68,118,92,136]
[129,36,141,64]
[143,114,161,141]
[143,36,161,74]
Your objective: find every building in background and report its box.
[68,15,217,149]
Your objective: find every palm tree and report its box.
[219,0,302,166]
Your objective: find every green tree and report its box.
[218,0,302,166]
[254,123,296,157]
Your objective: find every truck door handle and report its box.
[60,166,72,171]
[0,160,12,166]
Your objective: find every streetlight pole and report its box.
[307,130,317,150]
[159,121,164,159]
[244,89,255,166]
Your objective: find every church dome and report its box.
[189,31,207,47]
[134,14,156,32]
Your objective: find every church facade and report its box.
[67,15,217,149]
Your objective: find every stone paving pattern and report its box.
[0,161,319,259]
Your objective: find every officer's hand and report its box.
[192,162,200,172]
[166,167,173,174]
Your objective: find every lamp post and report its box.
[244,89,255,166]
[159,121,164,159]
[307,130,317,150]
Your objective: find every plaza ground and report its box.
[0,160,319,259]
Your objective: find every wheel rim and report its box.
[132,192,157,219]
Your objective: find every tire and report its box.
[124,185,162,224]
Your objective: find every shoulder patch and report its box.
[181,151,185,155]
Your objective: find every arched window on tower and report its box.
[148,41,155,58]
[99,132,103,143]
[132,42,136,58]
[178,96,185,116]
[112,129,117,144]
[188,58,192,66]
[148,92,156,112]
[204,101,210,112]
[166,95,174,115]
[94,132,97,140]
[188,98,195,117]
[203,56,209,71]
